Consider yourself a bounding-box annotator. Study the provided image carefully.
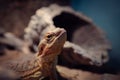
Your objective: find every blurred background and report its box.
[0,0,120,80]
[71,0,120,70]
[0,0,120,74]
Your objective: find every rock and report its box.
[0,32,31,55]
[24,4,111,66]
[56,65,120,80]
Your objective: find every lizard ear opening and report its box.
[37,43,46,56]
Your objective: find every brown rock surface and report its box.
[57,65,120,80]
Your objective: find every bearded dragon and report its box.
[0,28,67,80]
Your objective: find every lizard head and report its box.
[37,28,67,61]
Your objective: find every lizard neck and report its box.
[36,51,58,63]
[36,54,58,66]
[36,55,58,76]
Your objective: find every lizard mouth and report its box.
[55,28,67,45]
[56,28,66,38]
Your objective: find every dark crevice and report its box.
[0,43,16,56]
[53,11,90,41]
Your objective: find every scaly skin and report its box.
[0,28,67,80]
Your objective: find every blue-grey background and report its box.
[71,0,120,70]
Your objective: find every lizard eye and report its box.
[45,33,55,42]
[47,34,53,38]
[45,33,54,40]
[46,34,53,39]
[45,33,55,43]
